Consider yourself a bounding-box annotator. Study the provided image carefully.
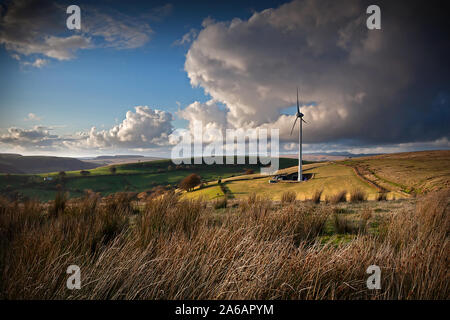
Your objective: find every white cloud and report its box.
[72,106,173,149]
[0,126,59,148]
[1,106,174,153]
[178,100,227,133]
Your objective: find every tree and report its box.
[179,174,201,192]
[245,169,254,174]
[80,170,90,176]
[109,166,117,174]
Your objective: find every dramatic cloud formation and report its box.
[184,0,450,148]
[0,0,159,66]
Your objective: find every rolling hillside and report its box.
[1,151,448,202]
[341,150,450,195]
[183,150,450,201]
[0,157,299,201]
[0,154,100,174]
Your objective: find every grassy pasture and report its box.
[184,163,385,201]
[342,150,450,194]
[183,150,450,201]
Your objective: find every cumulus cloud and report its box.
[0,126,60,148]
[0,106,174,153]
[72,106,173,149]
[179,100,226,132]
[0,0,158,67]
[184,0,450,148]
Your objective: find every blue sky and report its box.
[0,0,449,157]
[0,0,284,135]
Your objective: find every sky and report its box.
[0,0,449,157]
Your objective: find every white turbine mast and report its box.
[290,88,307,182]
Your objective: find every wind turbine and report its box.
[290,88,307,182]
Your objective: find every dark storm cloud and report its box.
[184,0,450,147]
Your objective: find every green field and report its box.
[0,157,299,201]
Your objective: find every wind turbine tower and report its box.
[290,88,307,182]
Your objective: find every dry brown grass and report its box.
[329,190,347,204]
[312,189,323,204]
[212,196,228,209]
[350,189,367,202]
[0,189,448,300]
[281,191,296,204]
[376,192,388,201]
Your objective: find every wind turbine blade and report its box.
[297,88,300,113]
[302,118,307,124]
[290,117,299,136]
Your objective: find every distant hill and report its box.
[81,155,164,166]
[94,155,145,160]
[283,152,382,162]
[0,154,101,174]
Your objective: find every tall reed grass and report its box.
[0,189,448,299]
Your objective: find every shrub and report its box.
[360,207,372,221]
[350,189,366,202]
[213,197,227,209]
[109,166,117,174]
[80,170,90,176]
[332,213,362,234]
[244,169,254,175]
[312,189,323,204]
[281,191,296,204]
[329,190,347,204]
[49,191,67,218]
[376,192,388,201]
[179,174,201,192]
